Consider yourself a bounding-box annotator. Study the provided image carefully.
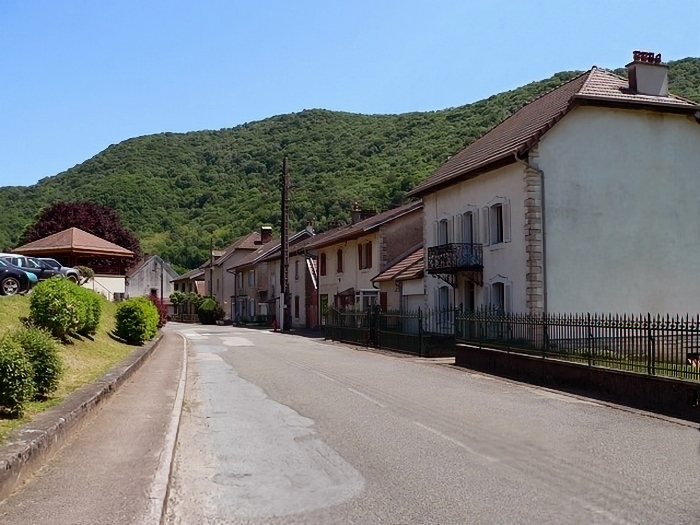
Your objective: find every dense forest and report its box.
[1,58,698,273]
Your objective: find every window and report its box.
[491,282,505,313]
[462,212,474,244]
[355,290,378,311]
[295,260,299,281]
[490,204,504,244]
[358,241,372,270]
[438,219,449,245]
[294,296,300,318]
[320,253,327,276]
[248,270,255,287]
[216,278,220,291]
[336,249,343,273]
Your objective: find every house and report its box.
[229,228,314,323]
[297,201,423,323]
[206,232,262,318]
[371,245,425,311]
[125,255,178,300]
[408,51,700,315]
[171,268,205,295]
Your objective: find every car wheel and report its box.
[1,277,21,296]
[67,275,79,283]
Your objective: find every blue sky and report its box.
[1,0,698,187]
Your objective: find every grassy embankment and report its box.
[0,295,134,441]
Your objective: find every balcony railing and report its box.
[427,243,483,274]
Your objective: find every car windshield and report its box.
[41,259,61,269]
[0,259,7,267]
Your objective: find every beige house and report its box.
[125,255,178,300]
[371,246,425,312]
[297,201,423,323]
[409,52,700,315]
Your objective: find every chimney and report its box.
[305,219,314,235]
[626,50,668,97]
[260,226,273,244]
[351,202,362,225]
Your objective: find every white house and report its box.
[125,255,179,300]
[408,52,700,315]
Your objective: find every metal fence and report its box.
[324,306,459,356]
[455,310,700,382]
[325,306,700,380]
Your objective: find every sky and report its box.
[1,0,698,188]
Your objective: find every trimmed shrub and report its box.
[29,277,86,339]
[0,337,35,417]
[74,287,102,336]
[9,327,63,398]
[115,297,159,345]
[198,298,225,325]
[148,292,168,328]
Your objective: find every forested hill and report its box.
[2,58,699,272]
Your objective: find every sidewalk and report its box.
[0,329,185,525]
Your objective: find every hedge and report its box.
[115,297,159,345]
[0,337,35,418]
[29,277,102,339]
[198,298,225,325]
[9,327,63,398]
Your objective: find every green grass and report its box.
[0,295,138,441]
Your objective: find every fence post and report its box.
[647,313,655,376]
[541,311,548,358]
[587,313,592,367]
[418,307,423,358]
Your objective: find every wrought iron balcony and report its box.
[427,243,483,274]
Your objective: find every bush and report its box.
[198,298,225,325]
[29,277,86,339]
[9,327,63,398]
[74,287,102,336]
[148,292,168,328]
[0,337,35,417]
[115,297,159,345]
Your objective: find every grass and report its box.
[0,295,137,442]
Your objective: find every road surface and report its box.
[166,325,700,524]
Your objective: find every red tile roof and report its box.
[408,67,700,197]
[13,227,134,257]
[293,201,423,252]
[372,246,424,283]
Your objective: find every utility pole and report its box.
[280,157,291,331]
[209,235,214,298]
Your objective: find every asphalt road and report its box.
[166,325,700,525]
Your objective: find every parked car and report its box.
[38,258,82,282]
[0,258,35,296]
[0,254,80,282]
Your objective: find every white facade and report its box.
[125,256,178,300]
[423,162,528,313]
[83,275,126,301]
[538,105,700,314]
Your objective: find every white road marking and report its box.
[347,388,386,408]
[413,421,498,463]
[221,337,255,347]
[313,371,336,382]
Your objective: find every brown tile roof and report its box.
[372,246,424,283]
[237,230,314,268]
[213,232,261,267]
[293,201,423,252]
[408,67,700,197]
[171,268,204,282]
[14,227,134,257]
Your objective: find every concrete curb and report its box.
[0,333,165,502]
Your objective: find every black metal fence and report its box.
[325,306,700,381]
[455,310,700,382]
[324,306,459,357]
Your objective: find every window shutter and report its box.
[433,221,439,246]
[505,283,512,313]
[367,241,373,268]
[482,207,490,246]
[472,209,479,244]
[357,244,363,270]
[504,200,511,243]
[448,216,455,244]
[380,292,388,312]
[483,284,491,308]
[454,215,462,244]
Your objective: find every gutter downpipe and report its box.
[514,152,548,314]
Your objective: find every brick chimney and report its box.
[351,202,362,225]
[260,226,273,244]
[626,50,668,97]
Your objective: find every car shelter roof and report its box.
[13,227,135,259]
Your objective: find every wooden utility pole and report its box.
[280,157,291,331]
[209,235,214,298]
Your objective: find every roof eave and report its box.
[573,94,700,115]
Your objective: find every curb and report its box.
[0,333,165,502]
